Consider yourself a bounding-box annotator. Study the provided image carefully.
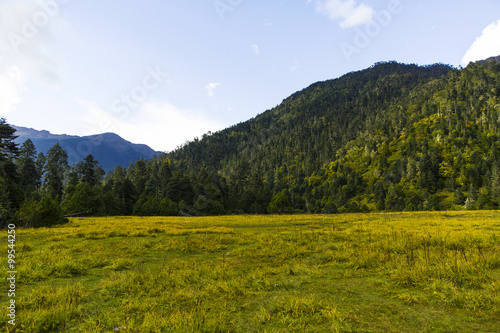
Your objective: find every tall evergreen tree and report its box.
[0,118,19,161]
[17,139,41,194]
[130,159,148,195]
[43,143,69,200]
[158,161,173,197]
[0,119,21,218]
[118,178,138,215]
[77,154,104,187]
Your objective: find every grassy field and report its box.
[2,211,500,332]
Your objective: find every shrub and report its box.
[268,190,291,214]
[34,195,67,228]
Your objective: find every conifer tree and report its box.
[17,139,41,194]
[0,119,21,217]
[44,143,69,200]
[77,154,104,187]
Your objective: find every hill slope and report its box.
[160,58,500,213]
[13,127,159,171]
[168,62,451,173]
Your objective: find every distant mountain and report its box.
[13,126,159,172]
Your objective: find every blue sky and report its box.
[1,0,499,152]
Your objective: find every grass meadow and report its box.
[1,211,500,332]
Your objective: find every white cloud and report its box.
[313,0,374,28]
[289,60,299,72]
[0,66,26,117]
[0,0,75,90]
[205,82,220,97]
[78,100,226,152]
[252,44,260,55]
[462,20,500,66]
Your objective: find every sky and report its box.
[0,0,499,152]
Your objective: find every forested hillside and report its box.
[1,58,499,224]
[170,62,450,172]
[165,58,500,213]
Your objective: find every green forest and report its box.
[1,58,500,225]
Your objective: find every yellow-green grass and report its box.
[2,212,500,332]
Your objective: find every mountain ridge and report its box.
[13,126,159,172]
[156,57,500,213]
[168,61,453,172]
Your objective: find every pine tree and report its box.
[44,143,69,200]
[0,119,21,217]
[130,159,148,195]
[0,177,11,221]
[77,154,104,187]
[0,118,19,161]
[17,139,41,194]
[119,178,137,215]
[490,161,500,201]
[62,183,94,216]
[454,188,465,205]
[158,161,172,197]
[143,174,159,196]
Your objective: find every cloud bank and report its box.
[0,0,75,117]
[0,66,26,117]
[462,20,500,66]
[79,100,227,152]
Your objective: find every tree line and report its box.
[1,59,500,226]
